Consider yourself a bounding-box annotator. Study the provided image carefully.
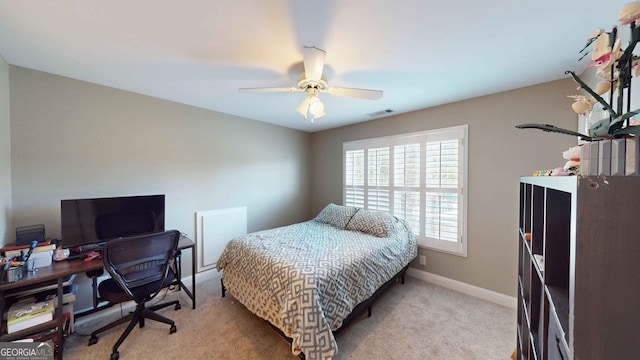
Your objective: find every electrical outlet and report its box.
[419,255,426,265]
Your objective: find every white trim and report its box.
[190,267,517,309]
[186,267,220,285]
[407,267,516,309]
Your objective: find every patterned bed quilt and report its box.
[216,204,417,360]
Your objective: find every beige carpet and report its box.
[63,271,516,359]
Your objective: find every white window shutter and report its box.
[343,125,467,256]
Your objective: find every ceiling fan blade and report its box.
[238,87,299,93]
[326,86,383,100]
[302,46,326,81]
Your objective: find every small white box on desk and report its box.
[29,250,53,268]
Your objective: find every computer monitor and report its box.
[60,194,165,249]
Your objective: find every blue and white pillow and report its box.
[314,203,358,229]
[345,209,396,237]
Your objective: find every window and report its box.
[343,125,468,256]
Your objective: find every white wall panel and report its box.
[195,207,246,272]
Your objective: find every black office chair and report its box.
[88,230,182,360]
[80,210,160,317]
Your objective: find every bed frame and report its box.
[220,264,410,359]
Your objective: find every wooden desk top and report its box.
[178,235,194,250]
[0,236,194,291]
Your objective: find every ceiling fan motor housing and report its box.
[297,73,328,90]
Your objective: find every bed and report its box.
[216,203,417,360]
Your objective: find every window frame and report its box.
[343,125,468,257]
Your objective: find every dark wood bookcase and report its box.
[517,176,640,360]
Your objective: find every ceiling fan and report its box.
[239,46,383,122]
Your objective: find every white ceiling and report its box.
[0,0,631,132]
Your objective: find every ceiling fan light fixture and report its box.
[297,89,325,122]
[308,96,325,118]
[296,97,311,119]
[239,46,382,123]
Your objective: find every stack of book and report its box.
[6,300,55,334]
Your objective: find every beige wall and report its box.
[8,66,312,272]
[0,55,11,245]
[310,79,578,296]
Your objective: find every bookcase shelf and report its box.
[1,318,58,342]
[517,176,640,359]
[0,274,75,358]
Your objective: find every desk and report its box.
[175,235,196,309]
[0,236,195,359]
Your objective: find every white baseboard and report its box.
[192,267,517,309]
[188,267,220,285]
[407,267,517,310]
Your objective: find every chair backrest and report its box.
[101,229,180,302]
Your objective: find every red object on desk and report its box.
[83,251,101,262]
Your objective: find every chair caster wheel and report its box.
[110,351,119,360]
[175,303,181,310]
[88,336,98,346]
[170,325,177,334]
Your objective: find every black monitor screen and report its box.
[60,194,165,249]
